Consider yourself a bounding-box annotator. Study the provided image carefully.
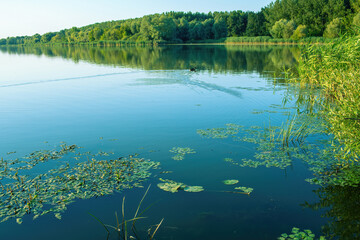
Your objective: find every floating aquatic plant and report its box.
[157,178,204,193]
[169,147,195,161]
[278,227,326,240]
[234,186,253,194]
[183,186,204,192]
[197,124,243,139]
[224,158,234,163]
[0,144,159,224]
[223,179,239,185]
[157,179,186,193]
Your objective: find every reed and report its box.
[90,185,163,240]
[295,34,360,163]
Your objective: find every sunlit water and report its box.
[0,45,327,240]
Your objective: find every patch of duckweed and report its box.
[0,144,159,224]
[223,179,239,185]
[169,147,195,161]
[157,178,204,193]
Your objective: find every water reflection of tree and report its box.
[303,186,360,239]
[0,45,298,78]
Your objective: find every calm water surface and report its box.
[0,45,327,240]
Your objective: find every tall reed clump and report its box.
[296,35,360,173]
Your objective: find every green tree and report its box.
[291,25,307,40]
[140,16,155,40]
[353,12,360,27]
[227,11,247,36]
[283,20,296,38]
[212,16,228,39]
[323,18,344,38]
[189,21,205,40]
[270,19,287,38]
[40,32,55,43]
[202,19,214,39]
[156,15,176,41]
[176,17,190,41]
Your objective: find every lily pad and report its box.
[234,186,254,194]
[157,178,203,193]
[183,186,204,192]
[0,144,160,224]
[157,178,186,193]
[169,147,196,161]
[223,179,239,185]
[157,182,184,193]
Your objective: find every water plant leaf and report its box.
[183,186,204,192]
[169,147,195,161]
[223,179,239,185]
[0,144,160,223]
[234,186,253,194]
[157,178,203,193]
[197,124,243,139]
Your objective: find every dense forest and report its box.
[1,0,360,45]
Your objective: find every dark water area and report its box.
[0,45,356,240]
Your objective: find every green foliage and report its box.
[270,19,288,38]
[278,227,325,240]
[296,35,360,164]
[263,0,350,36]
[234,186,253,194]
[270,19,296,39]
[169,147,195,161]
[323,18,345,38]
[353,12,360,33]
[291,25,307,40]
[157,178,204,193]
[1,1,358,45]
[223,179,239,185]
[0,144,159,223]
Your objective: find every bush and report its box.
[291,25,307,40]
[324,18,345,38]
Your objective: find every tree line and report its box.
[1,0,359,45]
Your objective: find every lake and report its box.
[0,45,336,240]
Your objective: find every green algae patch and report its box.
[169,147,196,161]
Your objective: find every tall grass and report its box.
[295,34,360,165]
[90,186,163,240]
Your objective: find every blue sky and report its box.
[0,0,273,38]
